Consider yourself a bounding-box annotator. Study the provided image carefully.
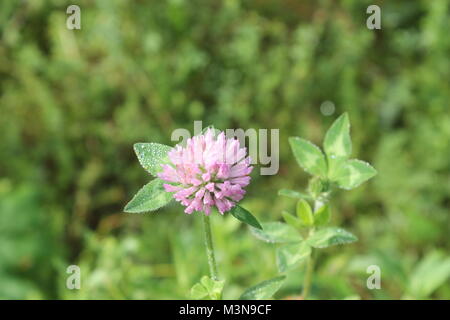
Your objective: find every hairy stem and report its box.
[202,214,219,280]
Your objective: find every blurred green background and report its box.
[1,0,449,300]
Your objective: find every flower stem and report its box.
[302,232,315,299]
[202,214,219,280]
[302,199,323,299]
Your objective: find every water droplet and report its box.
[320,100,335,116]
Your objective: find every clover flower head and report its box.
[158,129,253,215]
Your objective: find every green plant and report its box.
[252,113,377,299]
[123,130,264,300]
[2,0,449,300]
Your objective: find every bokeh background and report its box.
[1,0,449,299]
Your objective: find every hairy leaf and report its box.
[288,137,327,177]
[278,189,313,200]
[324,113,352,158]
[134,143,172,176]
[124,179,173,213]
[307,227,357,248]
[251,222,302,243]
[336,159,377,190]
[277,242,311,273]
[240,276,286,300]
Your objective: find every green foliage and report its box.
[335,160,377,190]
[0,183,62,299]
[288,137,327,177]
[324,113,352,159]
[190,283,209,300]
[313,204,331,226]
[281,211,302,228]
[124,179,173,213]
[1,0,449,300]
[229,205,263,230]
[290,113,378,191]
[277,242,311,273]
[190,276,225,300]
[240,276,286,300]
[134,143,172,176]
[407,252,450,299]
[296,199,314,227]
[307,177,329,199]
[278,189,312,200]
[250,222,302,243]
[306,227,357,249]
[260,113,372,298]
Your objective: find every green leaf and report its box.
[408,252,450,298]
[201,276,225,300]
[134,143,172,176]
[288,137,327,177]
[278,189,313,200]
[307,227,357,248]
[326,155,347,181]
[124,179,173,213]
[277,242,311,273]
[296,199,314,227]
[190,276,225,300]
[282,211,301,228]
[335,159,377,190]
[314,204,331,226]
[230,205,262,230]
[307,176,329,198]
[323,113,352,158]
[240,276,286,300]
[251,222,302,243]
[190,283,208,300]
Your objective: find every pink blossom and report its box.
[158,129,253,215]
